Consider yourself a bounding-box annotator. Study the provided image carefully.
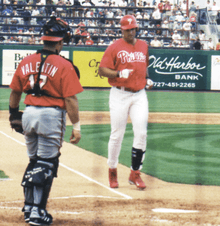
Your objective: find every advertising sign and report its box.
[2,49,69,85]
[73,51,110,88]
[148,50,208,91]
[211,55,220,90]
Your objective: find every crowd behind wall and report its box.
[1,0,220,50]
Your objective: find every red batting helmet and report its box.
[120,15,138,30]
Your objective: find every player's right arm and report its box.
[65,95,81,144]
[98,67,118,78]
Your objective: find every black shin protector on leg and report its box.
[131,147,146,171]
[33,176,54,210]
[21,159,37,206]
[31,158,58,210]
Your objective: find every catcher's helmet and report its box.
[41,16,71,44]
[120,15,138,30]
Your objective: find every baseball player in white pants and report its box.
[99,15,153,189]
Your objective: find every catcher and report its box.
[9,16,83,225]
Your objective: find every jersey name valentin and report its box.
[21,62,58,77]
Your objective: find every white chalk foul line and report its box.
[152,208,199,213]
[0,131,132,200]
[0,206,88,215]
[0,131,25,146]
[59,163,132,200]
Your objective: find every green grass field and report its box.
[2,87,220,185]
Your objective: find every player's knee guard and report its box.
[131,147,145,171]
[30,160,54,186]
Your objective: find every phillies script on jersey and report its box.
[99,39,149,91]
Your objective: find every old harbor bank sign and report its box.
[148,53,207,91]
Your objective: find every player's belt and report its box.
[116,86,139,93]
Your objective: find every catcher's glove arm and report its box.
[9,106,23,134]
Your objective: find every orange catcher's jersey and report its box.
[10,52,83,109]
[99,38,149,91]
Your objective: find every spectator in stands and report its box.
[189,11,197,30]
[189,1,197,15]
[157,0,164,14]
[182,19,192,37]
[151,7,162,26]
[98,39,107,45]
[168,11,176,30]
[78,20,86,31]
[85,35,94,45]
[106,8,114,19]
[28,34,36,45]
[173,21,183,34]
[206,0,212,12]
[82,0,92,16]
[211,1,219,23]
[207,37,214,50]
[216,10,220,24]
[175,11,184,22]
[143,11,150,27]
[189,29,197,49]
[11,9,21,25]
[198,29,206,49]
[31,6,40,24]
[22,7,31,30]
[87,19,96,33]
[164,1,172,18]
[36,10,46,26]
[76,39,84,45]
[110,1,118,15]
[65,0,72,17]
[119,0,127,15]
[45,0,55,16]
[2,5,13,16]
[193,37,202,50]
[182,13,189,22]
[172,29,181,46]
[36,0,46,12]
[150,36,162,47]
[56,0,66,17]
[136,11,142,20]
[115,10,123,20]
[172,3,180,13]
[127,0,135,15]
[161,17,169,36]
[181,0,187,14]
[216,39,220,50]
[73,25,81,44]
[81,28,90,43]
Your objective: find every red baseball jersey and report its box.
[99,38,149,91]
[10,52,83,109]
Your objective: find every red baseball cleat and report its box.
[109,168,119,188]
[129,170,146,190]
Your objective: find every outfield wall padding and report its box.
[1,45,219,91]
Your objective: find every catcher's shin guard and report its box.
[31,160,55,209]
[131,147,145,171]
[21,159,37,206]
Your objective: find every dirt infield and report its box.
[1,110,220,226]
